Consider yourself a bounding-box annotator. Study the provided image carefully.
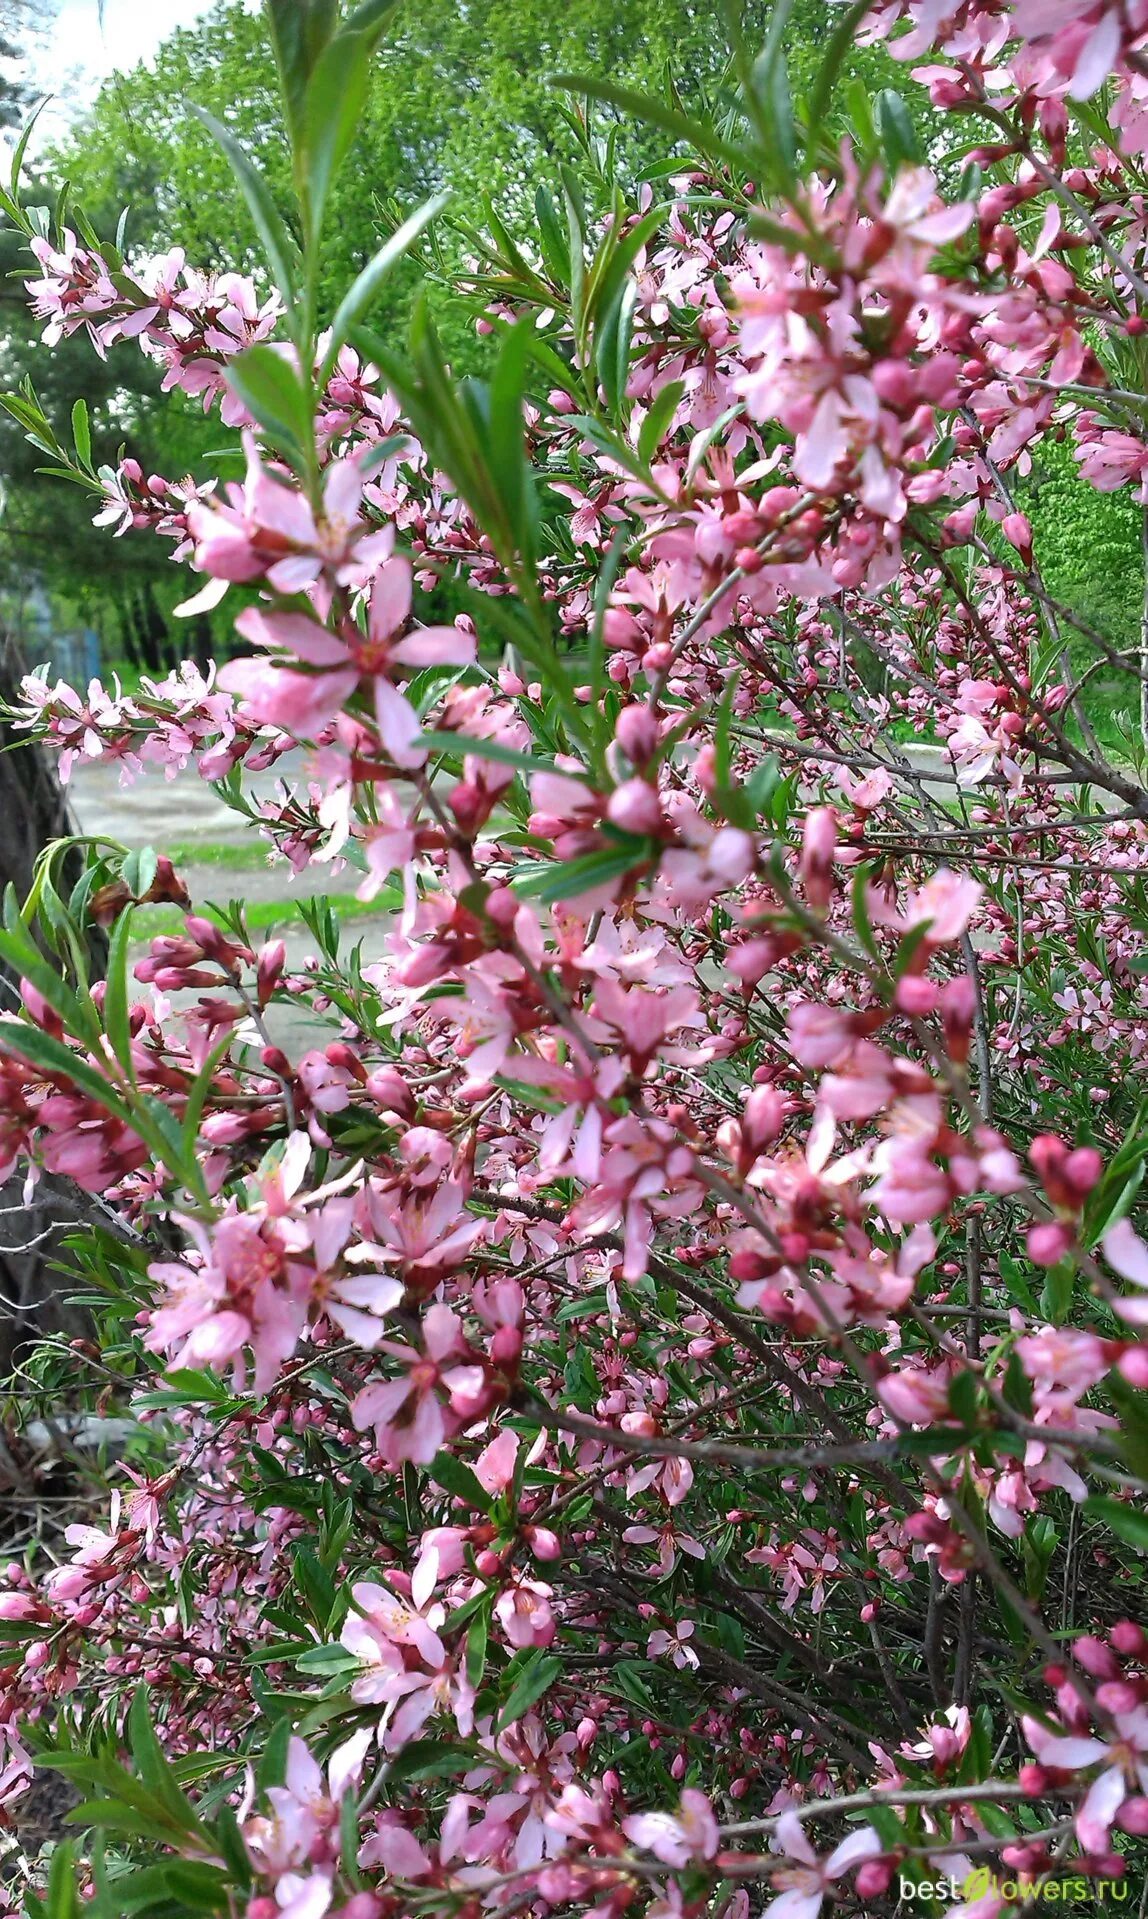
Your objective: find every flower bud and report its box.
[256,939,286,1009]
[1001,510,1033,564]
[1026,1221,1074,1268]
[614,705,660,770]
[1117,1797,1148,1837]
[854,1860,894,1900]
[895,975,939,1016]
[606,777,663,837]
[800,807,837,912]
[1111,1620,1147,1659]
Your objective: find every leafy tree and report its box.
[0,0,901,653]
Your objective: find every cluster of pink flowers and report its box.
[27,236,280,419]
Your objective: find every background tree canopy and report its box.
[0,0,1139,706]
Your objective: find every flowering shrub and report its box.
[6,0,1148,1913]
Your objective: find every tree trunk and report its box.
[0,631,104,1373]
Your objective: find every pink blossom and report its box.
[763,1813,882,1919]
[623,1788,719,1867]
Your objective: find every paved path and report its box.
[67,751,310,850]
[65,753,394,1053]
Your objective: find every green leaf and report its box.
[319,192,449,384]
[587,526,629,726]
[1002,1351,1034,1419]
[466,1604,489,1688]
[294,1544,338,1631]
[224,344,313,465]
[9,96,50,209]
[128,1688,204,1836]
[1084,1495,1148,1553]
[760,52,797,180]
[1107,1372,1148,1480]
[585,203,664,350]
[190,106,299,312]
[70,397,91,471]
[43,1841,80,1919]
[0,1015,136,1131]
[385,1737,472,1783]
[851,863,881,963]
[121,847,159,898]
[1039,1259,1075,1327]
[875,89,922,170]
[102,904,136,1078]
[806,0,875,131]
[947,1367,978,1430]
[997,1251,1037,1316]
[296,1643,359,1675]
[265,0,339,153]
[0,925,87,1043]
[596,276,637,415]
[256,1717,293,1790]
[514,843,647,905]
[637,379,685,467]
[429,1449,492,1512]
[487,317,538,568]
[495,1649,563,1731]
[299,8,403,249]
[552,76,751,173]
[534,184,571,286]
[343,0,406,29]
[418,731,559,776]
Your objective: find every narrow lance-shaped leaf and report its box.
[223,344,313,468]
[190,105,300,315]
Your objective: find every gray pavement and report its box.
[66,750,311,850]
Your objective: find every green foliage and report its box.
[0,0,911,659]
[1024,435,1143,748]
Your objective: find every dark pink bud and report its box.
[20,980,64,1036]
[1073,1635,1121,1680]
[941,974,976,1064]
[1001,511,1033,563]
[365,1067,415,1119]
[1026,1221,1074,1267]
[759,485,800,522]
[603,606,643,651]
[256,938,286,1009]
[1111,1620,1147,1658]
[941,501,979,545]
[1063,1147,1103,1196]
[1117,1797,1148,1837]
[854,1861,894,1899]
[484,885,519,930]
[490,1326,522,1373]
[743,1084,784,1152]
[895,975,939,1015]
[614,704,660,769]
[1002,1842,1049,1872]
[800,806,837,911]
[1118,1344,1148,1388]
[1096,1680,1141,1714]
[871,360,916,408]
[606,777,663,837]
